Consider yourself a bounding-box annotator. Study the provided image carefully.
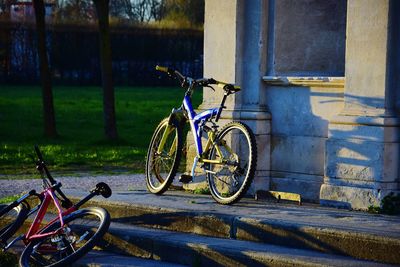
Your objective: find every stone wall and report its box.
[270,0,347,76]
[320,0,400,209]
[199,0,399,209]
[265,83,344,201]
[262,0,347,202]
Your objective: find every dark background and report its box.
[0,23,203,86]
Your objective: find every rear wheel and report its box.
[206,122,257,205]
[145,118,183,194]
[19,207,110,267]
[0,202,29,246]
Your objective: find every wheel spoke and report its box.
[21,208,109,266]
[146,118,182,194]
[206,122,256,204]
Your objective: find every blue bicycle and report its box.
[145,66,257,204]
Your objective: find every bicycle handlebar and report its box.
[34,145,73,208]
[155,65,170,74]
[155,65,241,94]
[34,145,44,162]
[35,145,56,184]
[156,65,184,81]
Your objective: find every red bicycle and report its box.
[0,145,112,266]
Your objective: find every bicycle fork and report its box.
[157,125,176,157]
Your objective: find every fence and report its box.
[0,22,203,86]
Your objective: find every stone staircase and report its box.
[64,189,400,266]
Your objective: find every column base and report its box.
[320,183,400,210]
[323,111,400,210]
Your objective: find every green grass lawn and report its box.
[0,85,202,176]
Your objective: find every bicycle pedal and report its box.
[179,174,193,184]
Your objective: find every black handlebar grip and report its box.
[156,65,169,73]
[34,145,44,161]
[156,65,177,77]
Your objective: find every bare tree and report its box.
[33,0,58,138]
[55,0,95,24]
[135,0,164,22]
[110,0,134,21]
[109,0,163,23]
[159,0,204,27]
[93,0,118,140]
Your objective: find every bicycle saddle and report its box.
[93,182,112,198]
[216,82,241,94]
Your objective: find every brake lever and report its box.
[205,85,215,91]
[180,77,189,88]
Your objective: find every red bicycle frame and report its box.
[23,186,77,245]
[1,145,111,258]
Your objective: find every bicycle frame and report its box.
[24,187,77,244]
[157,93,230,178]
[149,66,256,204]
[1,145,112,260]
[183,95,219,156]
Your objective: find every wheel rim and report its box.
[0,203,28,243]
[147,122,178,191]
[207,126,252,202]
[26,211,104,266]
[0,206,21,236]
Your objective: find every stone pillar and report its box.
[185,0,271,194]
[235,0,271,193]
[321,0,400,209]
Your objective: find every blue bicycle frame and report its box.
[154,65,237,178]
[148,66,256,204]
[180,89,232,178]
[183,95,219,156]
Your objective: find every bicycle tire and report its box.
[206,121,257,205]
[145,118,183,194]
[0,202,29,245]
[19,207,110,267]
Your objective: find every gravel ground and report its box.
[0,173,147,198]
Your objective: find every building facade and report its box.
[200,0,400,210]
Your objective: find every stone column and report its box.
[321,0,400,209]
[185,0,271,194]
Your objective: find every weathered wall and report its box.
[270,0,347,76]
[265,0,347,202]
[201,0,399,208]
[321,0,400,209]
[186,0,271,194]
[266,85,343,201]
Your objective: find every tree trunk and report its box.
[93,0,118,140]
[33,0,58,138]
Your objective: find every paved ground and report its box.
[65,187,400,238]
[0,173,147,198]
[2,173,400,237]
[2,174,400,266]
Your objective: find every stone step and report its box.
[1,244,186,267]
[98,222,391,267]
[64,189,400,265]
[4,224,390,267]
[76,250,187,267]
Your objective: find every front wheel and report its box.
[145,118,183,194]
[19,207,110,267]
[206,122,257,205]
